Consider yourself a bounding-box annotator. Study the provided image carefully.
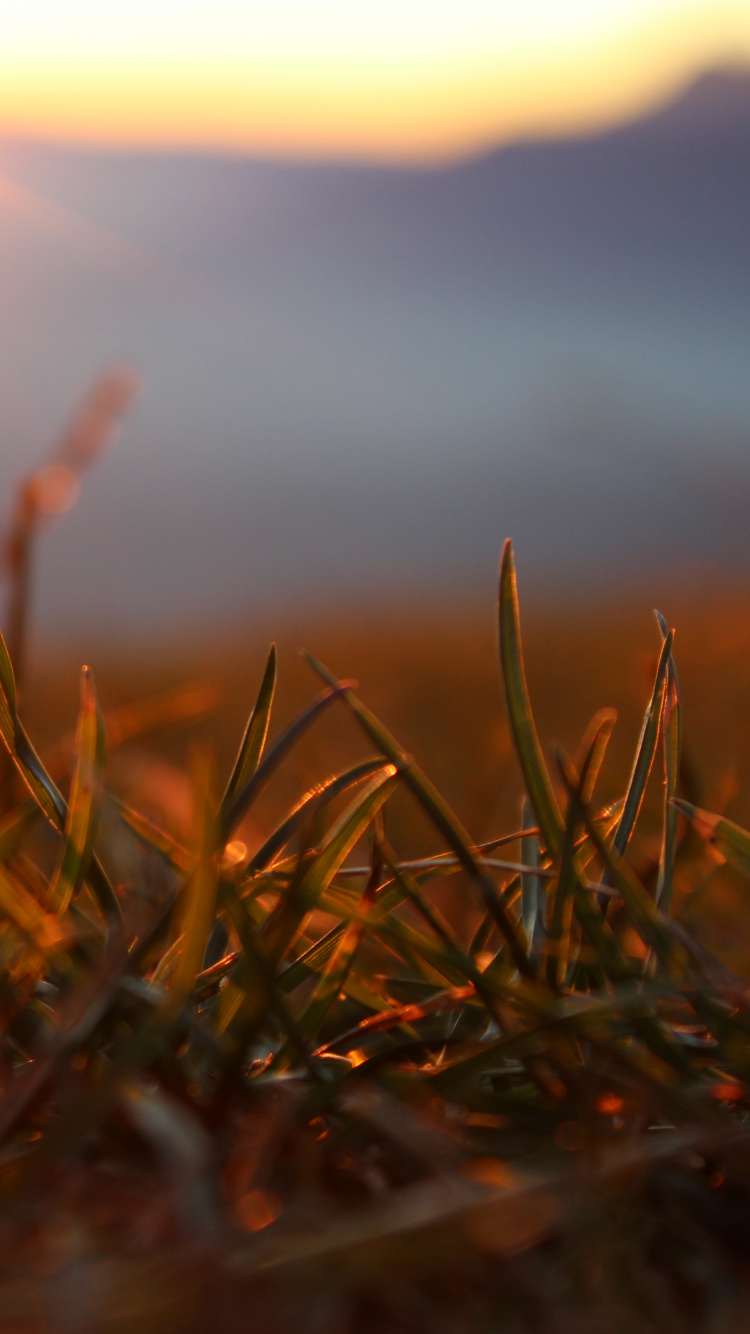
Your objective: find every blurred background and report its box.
[2,0,750,850]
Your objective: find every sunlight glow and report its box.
[0,0,747,159]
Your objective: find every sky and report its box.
[0,1,749,160]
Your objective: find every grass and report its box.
[0,534,750,1331]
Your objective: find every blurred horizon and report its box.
[0,1,749,161]
[3,60,750,643]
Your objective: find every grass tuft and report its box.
[0,538,749,1330]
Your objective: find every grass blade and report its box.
[614,630,673,857]
[282,843,384,1057]
[0,800,37,864]
[673,800,750,879]
[563,765,689,977]
[303,652,535,979]
[222,683,355,837]
[246,759,386,875]
[110,794,192,873]
[220,644,276,838]
[520,798,543,960]
[547,722,621,989]
[654,613,681,912]
[0,630,66,828]
[498,540,563,859]
[217,767,398,1034]
[574,708,617,806]
[49,668,106,916]
[167,753,220,1012]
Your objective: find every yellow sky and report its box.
[0,1,748,160]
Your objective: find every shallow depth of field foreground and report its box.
[3,542,750,1331]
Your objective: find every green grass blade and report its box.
[654,614,682,912]
[613,630,673,856]
[303,652,535,979]
[110,794,192,873]
[554,754,633,987]
[317,983,477,1059]
[246,759,386,875]
[49,668,106,916]
[222,683,354,837]
[221,880,316,1069]
[220,644,276,838]
[300,767,398,907]
[281,845,383,1057]
[673,800,750,878]
[167,753,220,1012]
[0,631,66,828]
[498,540,563,860]
[277,861,429,996]
[520,798,543,958]
[371,846,514,1034]
[574,708,617,806]
[565,767,689,976]
[0,800,37,864]
[373,842,507,1010]
[546,764,587,990]
[217,767,398,1033]
[0,864,64,952]
[0,641,122,926]
[547,724,619,989]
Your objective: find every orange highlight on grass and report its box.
[236,1188,280,1232]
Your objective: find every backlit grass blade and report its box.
[547,725,622,989]
[285,865,472,997]
[0,800,37,864]
[293,767,399,914]
[554,753,634,987]
[496,802,624,971]
[278,920,349,993]
[220,644,276,838]
[547,746,595,990]
[277,862,431,995]
[357,914,468,990]
[264,768,397,965]
[277,853,446,994]
[0,864,69,957]
[283,844,383,1055]
[654,613,681,912]
[221,682,355,837]
[427,980,681,1095]
[566,767,689,977]
[217,767,398,1033]
[574,709,617,806]
[246,759,386,875]
[303,652,535,979]
[673,801,750,878]
[49,668,106,916]
[469,909,494,959]
[0,630,66,828]
[317,985,477,1058]
[613,630,673,856]
[498,540,563,860]
[0,638,120,927]
[221,880,315,1070]
[520,798,544,963]
[110,794,192,873]
[374,841,505,1013]
[372,848,514,1034]
[166,753,220,1012]
[151,931,186,986]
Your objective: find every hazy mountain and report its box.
[0,66,749,634]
